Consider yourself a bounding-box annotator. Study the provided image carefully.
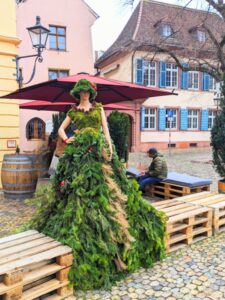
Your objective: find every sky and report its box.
[85,0,207,51]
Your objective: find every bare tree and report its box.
[122,0,225,81]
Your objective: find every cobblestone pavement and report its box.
[0,193,35,238]
[0,148,224,299]
[74,232,225,300]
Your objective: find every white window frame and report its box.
[144,108,156,130]
[208,110,216,129]
[165,109,177,130]
[197,30,206,43]
[209,76,217,91]
[166,63,178,88]
[188,71,199,90]
[143,61,157,87]
[188,109,199,130]
[161,24,172,37]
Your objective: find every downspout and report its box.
[131,49,138,84]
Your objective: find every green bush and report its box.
[108,111,130,162]
[211,73,225,179]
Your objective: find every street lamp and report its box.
[15,16,50,89]
[213,92,221,112]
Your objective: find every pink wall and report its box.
[16,0,97,152]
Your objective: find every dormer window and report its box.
[160,24,173,37]
[197,30,206,42]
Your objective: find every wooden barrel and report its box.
[218,180,225,194]
[26,153,50,178]
[1,154,38,199]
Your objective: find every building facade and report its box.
[0,0,20,187]
[16,0,98,152]
[95,0,221,151]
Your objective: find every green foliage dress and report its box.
[30,103,166,290]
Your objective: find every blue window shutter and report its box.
[140,107,145,130]
[200,109,209,131]
[180,108,188,130]
[181,63,188,89]
[202,73,210,91]
[158,108,166,130]
[136,59,143,85]
[159,61,166,88]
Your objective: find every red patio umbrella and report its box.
[19,101,133,112]
[2,73,175,104]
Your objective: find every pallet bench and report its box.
[150,172,211,199]
[151,200,213,253]
[151,181,210,199]
[174,191,225,234]
[0,230,73,300]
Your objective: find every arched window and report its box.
[26,118,45,140]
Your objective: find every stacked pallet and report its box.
[151,181,210,199]
[0,230,73,300]
[174,191,225,234]
[152,200,213,253]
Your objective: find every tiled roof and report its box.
[95,0,224,68]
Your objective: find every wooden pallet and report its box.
[0,230,73,300]
[152,200,213,253]
[174,191,225,234]
[151,181,210,199]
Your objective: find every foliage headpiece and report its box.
[70,79,97,103]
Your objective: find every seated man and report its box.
[137,148,168,193]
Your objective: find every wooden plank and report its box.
[0,231,38,246]
[166,223,188,234]
[151,199,176,208]
[160,203,193,213]
[188,195,225,206]
[219,210,225,217]
[168,233,188,244]
[209,201,225,209]
[173,192,214,201]
[0,246,72,275]
[165,206,202,218]
[192,227,211,236]
[0,233,45,251]
[0,241,61,266]
[168,207,212,223]
[44,295,64,300]
[0,237,58,260]
[21,279,70,300]
[23,264,63,285]
[193,217,209,225]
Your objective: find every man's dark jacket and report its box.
[148,153,168,179]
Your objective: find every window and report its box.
[144,108,156,129]
[160,24,172,37]
[188,71,199,90]
[49,69,69,80]
[166,63,178,88]
[143,61,157,86]
[197,30,206,42]
[166,109,177,129]
[188,109,199,129]
[208,110,216,129]
[209,76,217,91]
[49,25,66,50]
[26,118,45,140]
